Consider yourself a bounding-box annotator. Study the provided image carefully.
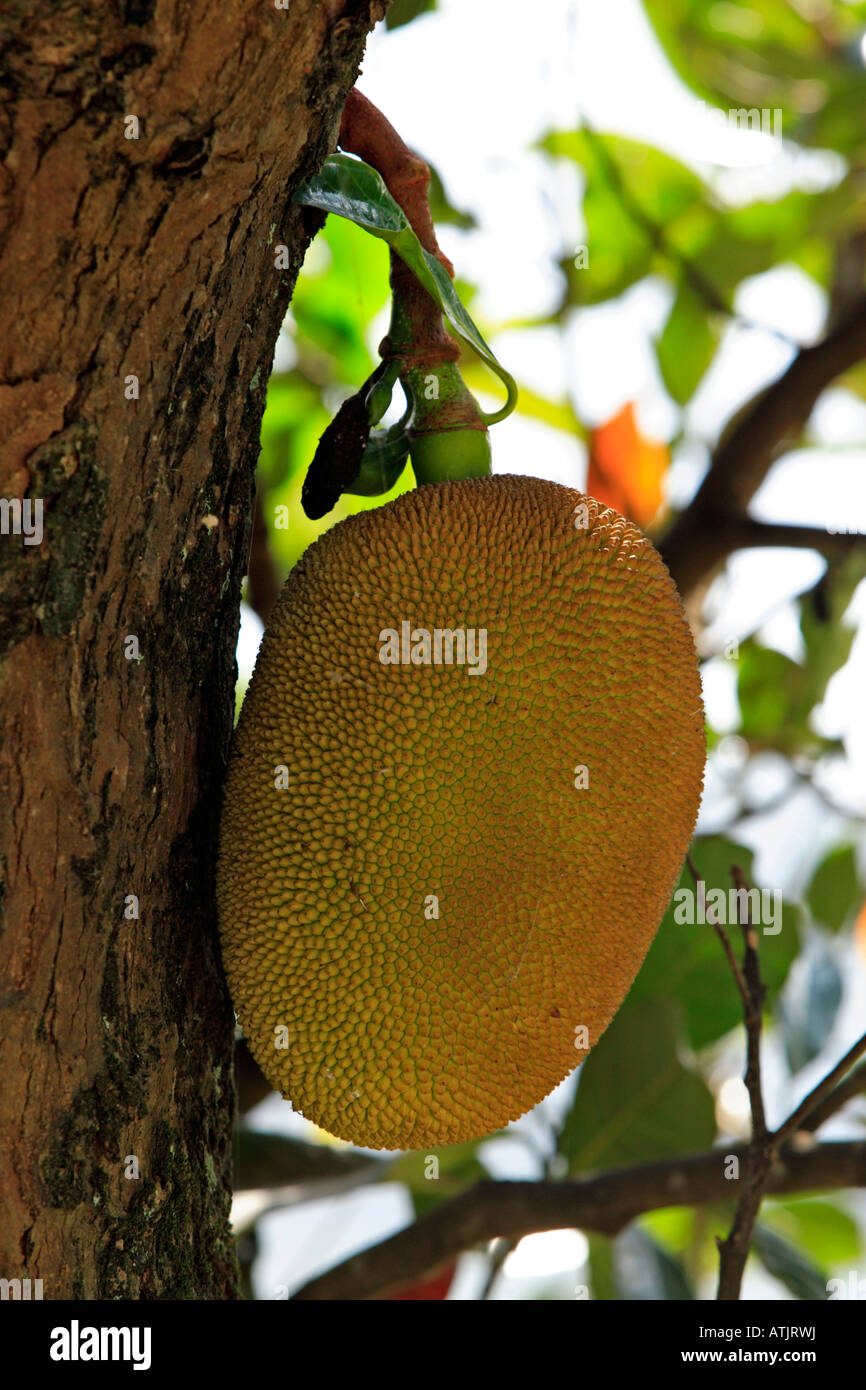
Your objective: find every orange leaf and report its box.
[587,402,669,528]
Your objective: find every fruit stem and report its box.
[339,89,450,275]
[338,89,489,483]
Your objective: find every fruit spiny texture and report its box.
[217,475,705,1150]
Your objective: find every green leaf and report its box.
[752,1224,828,1301]
[640,1206,697,1255]
[385,0,436,29]
[294,154,517,424]
[588,1235,616,1301]
[344,426,410,499]
[778,944,843,1073]
[807,845,861,932]
[542,128,708,307]
[426,162,477,230]
[631,838,800,1050]
[799,552,866,696]
[416,252,518,422]
[737,646,807,750]
[656,278,720,404]
[542,129,705,227]
[557,998,716,1174]
[296,152,407,233]
[613,1227,695,1300]
[735,551,866,758]
[762,1198,860,1267]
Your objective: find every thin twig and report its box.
[480,1121,558,1298]
[774,1032,866,1146]
[687,854,748,1005]
[713,865,773,1300]
[688,853,772,1298]
[723,768,866,832]
[799,1060,866,1134]
[706,866,866,1298]
[479,1237,517,1300]
[731,865,768,1141]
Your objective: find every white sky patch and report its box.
[503,1229,589,1279]
[237,602,264,684]
[490,412,585,488]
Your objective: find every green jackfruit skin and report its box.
[217,475,705,1150]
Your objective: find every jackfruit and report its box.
[217,475,704,1150]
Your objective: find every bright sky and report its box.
[240,0,866,1300]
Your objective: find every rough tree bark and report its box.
[0,0,383,1299]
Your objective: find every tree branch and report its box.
[718,519,866,559]
[659,293,866,603]
[774,1031,866,1146]
[289,1142,866,1299]
[800,1060,866,1134]
[234,1128,384,1190]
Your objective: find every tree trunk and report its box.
[0,0,381,1300]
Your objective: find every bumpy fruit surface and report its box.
[217,476,705,1150]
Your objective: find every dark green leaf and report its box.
[807,845,861,932]
[345,427,410,497]
[557,998,716,1173]
[295,152,409,233]
[753,1224,828,1300]
[385,0,436,29]
[737,645,807,750]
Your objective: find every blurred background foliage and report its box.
[236,0,866,1300]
